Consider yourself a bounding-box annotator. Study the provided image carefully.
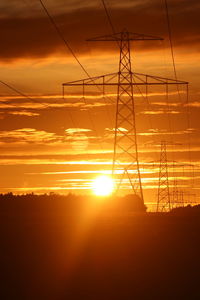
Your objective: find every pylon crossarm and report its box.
[86,31,163,42]
[134,72,188,84]
[63,72,188,87]
[63,72,118,86]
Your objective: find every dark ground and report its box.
[0,194,200,300]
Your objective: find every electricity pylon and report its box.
[171,176,179,208]
[171,161,196,208]
[154,149,195,210]
[157,141,171,212]
[63,29,188,204]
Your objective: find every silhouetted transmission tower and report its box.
[157,141,171,212]
[63,29,188,204]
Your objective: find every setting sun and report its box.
[92,175,114,196]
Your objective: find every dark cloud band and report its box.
[0,0,199,61]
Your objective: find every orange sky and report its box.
[0,0,199,209]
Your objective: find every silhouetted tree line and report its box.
[170,204,200,216]
[1,194,200,300]
[0,192,146,213]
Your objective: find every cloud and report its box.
[184,101,200,108]
[141,109,180,115]
[65,128,92,134]
[8,111,40,117]
[0,0,200,61]
[0,0,97,18]
[0,126,101,148]
[0,128,63,144]
[0,94,114,110]
[138,128,196,137]
[105,127,128,132]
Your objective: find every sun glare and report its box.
[92,175,114,196]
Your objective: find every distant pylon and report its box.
[171,161,196,208]
[157,141,171,212]
[172,171,179,208]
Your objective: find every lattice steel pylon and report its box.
[157,141,171,212]
[111,31,144,201]
[63,29,188,205]
[171,176,179,208]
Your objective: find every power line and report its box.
[164,0,193,198]
[39,0,115,147]
[0,78,87,144]
[38,0,107,149]
[164,0,183,107]
[164,0,182,189]
[164,0,178,82]
[101,0,116,34]
[0,80,50,109]
[101,0,120,49]
[164,0,182,141]
[0,80,33,102]
[39,0,93,80]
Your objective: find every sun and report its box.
[92,175,114,196]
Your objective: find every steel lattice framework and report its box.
[111,31,144,200]
[63,29,188,205]
[157,141,171,212]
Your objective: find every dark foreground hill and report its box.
[0,193,200,300]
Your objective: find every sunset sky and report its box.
[0,0,200,208]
